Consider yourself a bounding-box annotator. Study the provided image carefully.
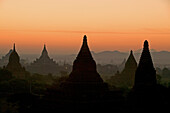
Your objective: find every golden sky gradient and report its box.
[0,0,170,54]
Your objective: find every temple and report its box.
[121,50,137,87]
[61,35,108,95]
[0,49,13,67]
[127,41,167,112]
[134,40,157,88]
[27,45,59,75]
[5,44,27,78]
[110,50,137,88]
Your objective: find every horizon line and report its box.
[1,29,170,35]
[0,49,170,55]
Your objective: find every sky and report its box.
[0,0,170,54]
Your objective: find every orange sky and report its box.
[0,0,170,54]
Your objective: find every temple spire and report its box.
[43,44,46,51]
[13,43,16,52]
[83,35,87,42]
[77,35,93,60]
[125,50,137,69]
[130,50,133,54]
[111,50,137,88]
[144,40,149,49]
[134,40,157,88]
[138,40,154,67]
[62,35,107,94]
[41,44,49,58]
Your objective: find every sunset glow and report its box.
[0,0,170,54]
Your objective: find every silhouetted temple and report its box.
[5,44,27,78]
[118,58,126,72]
[40,35,124,112]
[127,40,169,112]
[0,49,13,67]
[110,50,137,88]
[61,35,108,95]
[27,45,59,75]
[134,40,157,88]
[121,50,137,87]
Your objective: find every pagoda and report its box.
[6,44,26,78]
[27,45,59,75]
[127,41,168,112]
[61,35,108,95]
[0,49,13,67]
[121,50,137,87]
[134,40,157,88]
[110,50,137,88]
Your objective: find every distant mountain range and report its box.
[58,50,170,68]
[51,50,170,68]
[90,50,170,68]
[1,49,170,68]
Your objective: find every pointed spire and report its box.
[8,43,20,64]
[134,40,157,87]
[42,44,47,53]
[40,44,49,59]
[13,43,16,52]
[138,40,154,67]
[76,35,93,60]
[43,44,46,51]
[130,50,133,54]
[83,35,87,42]
[125,50,137,69]
[144,40,149,50]
[72,35,97,72]
[65,35,104,86]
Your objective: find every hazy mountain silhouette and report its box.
[1,49,170,68]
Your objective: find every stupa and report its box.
[134,40,157,88]
[62,35,108,95]
[6,44,26,78]
[110,50,137,88]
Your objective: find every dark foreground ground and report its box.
[1,85,170,113]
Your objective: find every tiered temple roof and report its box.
[27,45,59,75]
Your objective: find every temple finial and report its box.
[144,40,149,49]
[44,44,46,50]
[77,35,93,60]
[83,35,87,42]
[13,43,16,51]
[130,50,133,54]
[41,44,48,58]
